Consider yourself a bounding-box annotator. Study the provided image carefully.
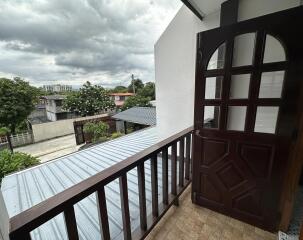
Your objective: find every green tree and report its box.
[63,81,115,116]
[121,95,152,110]
[0,77,39,134]
[138,82,155,100]
[128,78,144,93]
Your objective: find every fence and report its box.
[9,132,33,147]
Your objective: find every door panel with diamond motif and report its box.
[192,7,303,231]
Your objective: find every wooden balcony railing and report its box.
[9,127,194,240]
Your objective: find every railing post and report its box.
[119,174,132,240]
[185,134,191,180]
[64,206,79,240]
[171,142,177,196]
[96,186,110,240]
[137,163,147,230]
[179,138,185,187]
[162,148,169,205]
[150,155,159,217]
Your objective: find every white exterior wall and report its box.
[155,0,301,140]
[46,111,57,121]
[155,6,220,140]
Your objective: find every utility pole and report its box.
[131,74,135,94]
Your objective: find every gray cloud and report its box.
[0,0,181,87]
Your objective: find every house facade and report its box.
[43,95,76,121]
[109,93,134,107]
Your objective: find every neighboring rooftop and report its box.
[1,127,162,240]
[112,107,156,126]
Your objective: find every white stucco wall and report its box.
[155,5,220,140]
[155,0,301,140]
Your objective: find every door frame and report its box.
[279,84,303,231]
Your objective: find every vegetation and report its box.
[128,78,144,93]
[111,132,124,139]
[0,77,40,134]
[121,95,152,110]
[63,81,115,116]
[0,150,39,182]
[83,121,110,142]
[137,82,155,100]
[0,127,10,136]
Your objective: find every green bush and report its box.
[111,132,124,139]
[93,122,109,141]
[0,150,39,182]
[83,122,96,134]
[83,121,110,142]
[0,127,10,136]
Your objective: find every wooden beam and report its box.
[180,0,203,20]
[220,0,239,26]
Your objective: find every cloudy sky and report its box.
[0,0,182,88]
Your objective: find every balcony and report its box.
[146,186,276,240]
[2,127,192,240]
[0,126,289,240]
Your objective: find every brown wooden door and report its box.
[192,7,303,232]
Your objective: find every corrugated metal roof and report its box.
[1,127,175,240]
[112,107,156,126]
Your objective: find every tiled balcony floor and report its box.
[146,185,277,240]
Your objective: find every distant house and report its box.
[109,93,134,107]
[42,95,76,121]
[43,84,72,93]
[28,97,49,124]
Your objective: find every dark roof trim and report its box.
[180,0,204,20]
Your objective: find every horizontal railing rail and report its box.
[9,126,194,240]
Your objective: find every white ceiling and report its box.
[187,0,226,16]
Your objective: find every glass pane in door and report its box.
[232,33,256,67]
[205,76,223,99]
[227,106,247,131]
[204,106,220,129]
[230,74,251,99]
[207,43,226,70]
[254,106,279,134]
[259,71,285,98]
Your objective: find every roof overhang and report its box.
[180,0,226,20]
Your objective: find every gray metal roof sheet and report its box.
[1,127,176,240]
[112,107,156,126]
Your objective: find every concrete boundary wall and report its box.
[32,119,75,142]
